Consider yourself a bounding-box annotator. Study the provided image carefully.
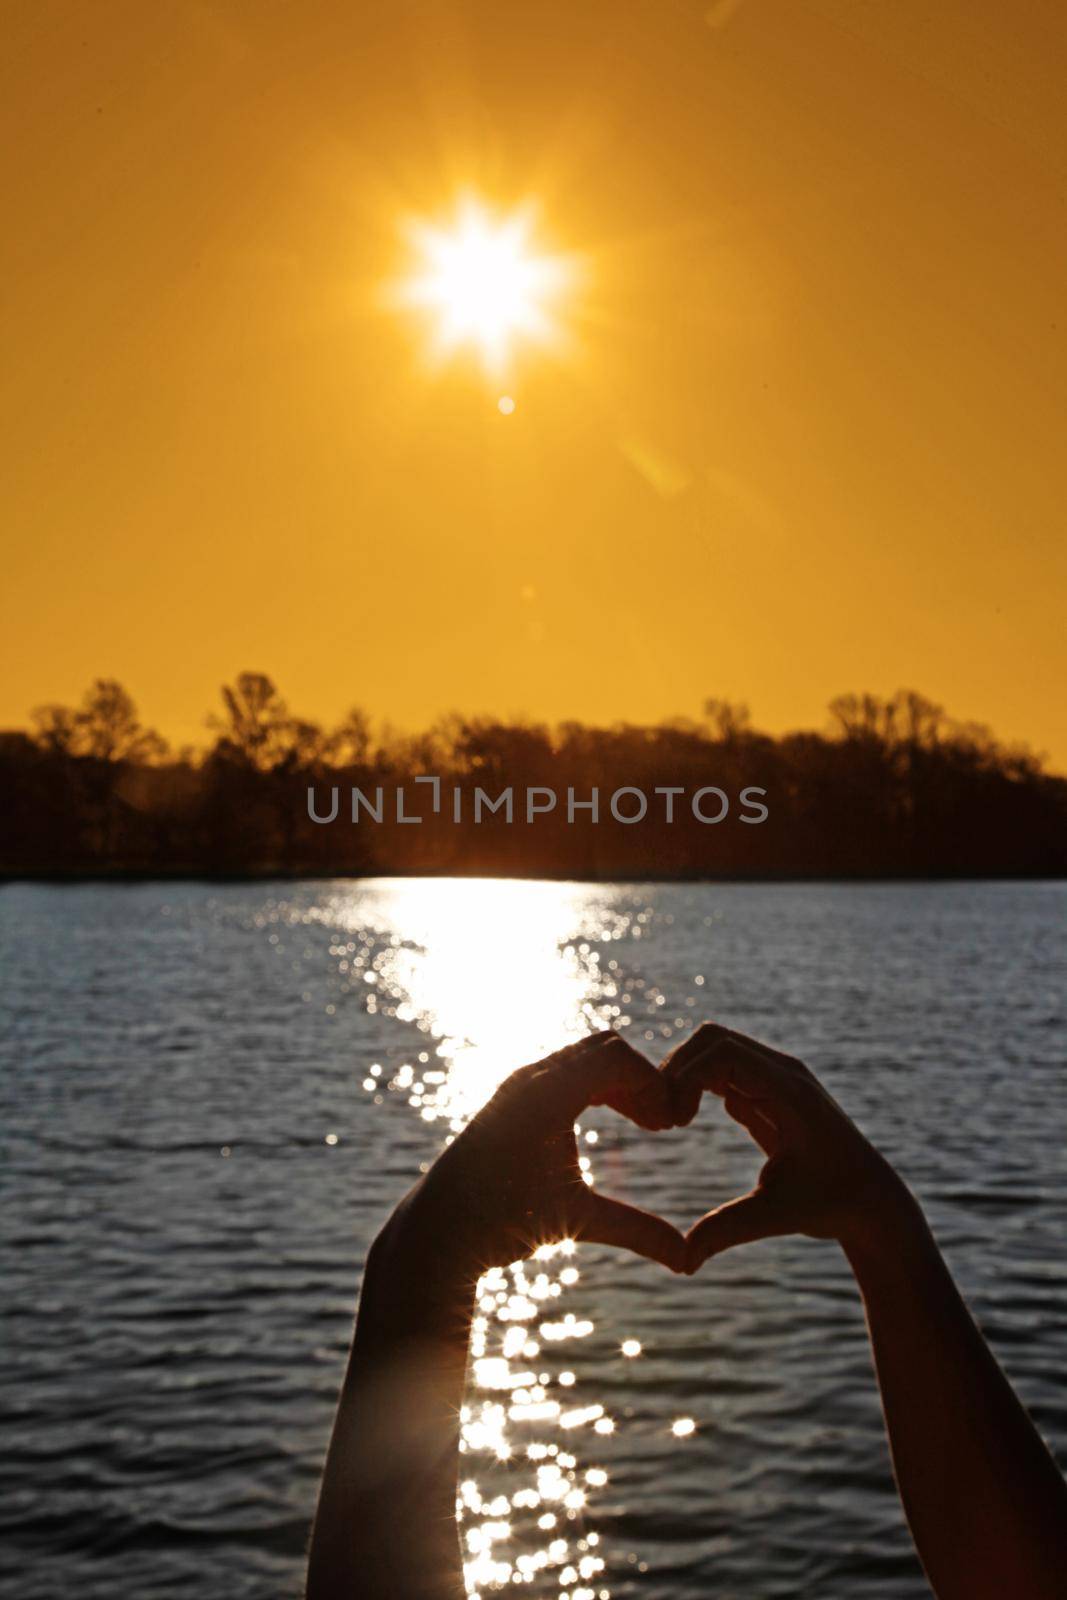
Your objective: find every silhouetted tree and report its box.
[326,707,374,767]
[75,679,168,762]
[209,672,297,771]
[3,675,1064,880]
[703,698,752,743]
[30,680,167,762]
[30,704,80,755]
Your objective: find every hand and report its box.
[385,1030,687,1277]
[663,1023,914,1268]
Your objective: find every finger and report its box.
[670,1076,703,1127]
[549,1032,675,1130]
[663,1022,814,1114]
[663,1052,706,1128]
[483,1054,548,1114]
[581,1191,687,1273]
[487,1032,620,1120]
[661,1022,732,1126]
[547,1029,618,1064]
[676,1037,807,1120]
[716,1026,809,1076]
[685,1187,788,1269]
[723,1088,780,1156]
[661,1021,730,1082]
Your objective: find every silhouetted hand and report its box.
[308,1032,685,1600]
[388,1030,687,1277]
[663,1022,909,1266]
[663,1022,1067,1600]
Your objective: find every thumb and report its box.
[581,1192,687,1274]
[685,1187,787,1270]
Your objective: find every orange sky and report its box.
[2,1,1065,765]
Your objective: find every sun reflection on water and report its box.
[322,878,643,1598]
[339,878,624,1124]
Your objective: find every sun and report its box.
[395,198,572,373]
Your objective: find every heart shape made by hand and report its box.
[653,1021,899,1272]
[409,1025,894,1282]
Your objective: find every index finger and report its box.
[661,1021,732,1079]
[660,1022,732,1124]
[544,1031,677,1130]
[674,1036,808,1128]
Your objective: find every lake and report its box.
[2,879,1065,1599]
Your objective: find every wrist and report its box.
[362,1192,481,1329]
[838,1163,928,1262]
[840,1176,933,1279]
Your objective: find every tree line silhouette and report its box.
[2,673,1064,879]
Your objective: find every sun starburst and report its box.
[394,198,572,373]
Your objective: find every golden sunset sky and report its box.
[2,1,1065,762]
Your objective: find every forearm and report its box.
[844,1194,1067,1600]
[307,1211,477,1600]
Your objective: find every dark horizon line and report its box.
[4,869,1065,887]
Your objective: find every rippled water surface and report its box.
[2,879,1065,1600]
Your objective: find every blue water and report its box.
[2,879,1065,1599]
